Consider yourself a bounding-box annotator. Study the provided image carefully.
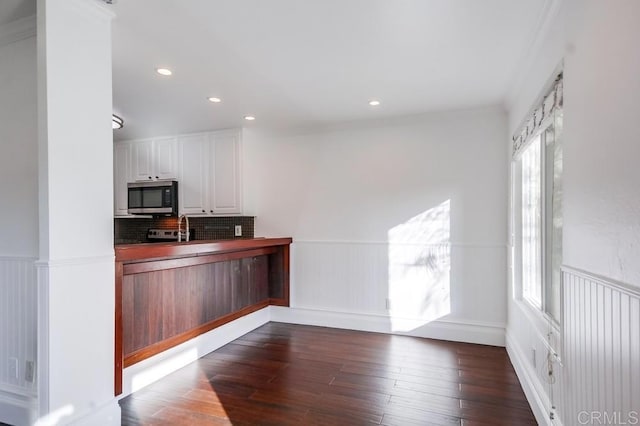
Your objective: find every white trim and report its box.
[562,265,640,298]
[0,15,36,48]
[293,240,508,249]
[35,254,114,268]
[120,307,270,398]
[0,255,38,262]
[0,387,37,426]
[271,306,506,347]
[0,383,37,398]
[506,331,561,426]
[63,398,120,426]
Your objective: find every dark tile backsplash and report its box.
[115,216,255,244]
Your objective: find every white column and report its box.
[37,0,118,424]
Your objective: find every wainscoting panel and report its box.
[291,240,507,343]
[292,241,390,315]
[0,257,37,393]
[561,266,640,425]
[0,256,38,425]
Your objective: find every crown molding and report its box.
[0,14,36,49]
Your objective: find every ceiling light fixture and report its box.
[112,114,124,129]
[244,115,256,121]
[208,97,222,103]
[368,100,381,106]
[156,68,172,76]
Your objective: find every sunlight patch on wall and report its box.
[387,200,451,332]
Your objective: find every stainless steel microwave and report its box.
[127,180,178,216]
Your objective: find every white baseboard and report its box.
[29,398,120,426]
[0,388,37,426]
[66,398,120,426]
[120,306,271,398]
[506,331,561,426]
[270,306,505,346]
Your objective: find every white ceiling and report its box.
[109,0,547,140]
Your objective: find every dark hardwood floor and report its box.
[119,323,536,425]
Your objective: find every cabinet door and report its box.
[178,134,209,215]
[131,140,154,181]
[113,141,132,216]
[210,131,242,214]
[154,137,178,180]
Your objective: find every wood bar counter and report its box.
[114,237,292,395]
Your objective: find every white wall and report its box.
[37,0,118,424]
[562,0,640,288]
[0,34,38,258]
[506,1,640,425]
[244,106,509,344]
[0,23,39,426]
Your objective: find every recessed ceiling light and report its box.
[244,115,256,121]
[208,97,222,103]
[156,68,172,76]
[368,100,381,106]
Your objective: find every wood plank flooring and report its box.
[119,323,536,425]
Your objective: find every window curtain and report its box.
[512,73,563,158]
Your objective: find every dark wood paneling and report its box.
[115,238,292,396]
[268,249,283,299]
[268,244,289,305]
[255,255,269,302]
[282,244,290,306]
[124,301,270,367]
[123,247,278,275]
[122,257,272,358]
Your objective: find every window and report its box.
[512,75,563,322]
[543,115,563,321]
[521,136,542,308]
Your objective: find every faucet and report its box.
[177,214,189,242]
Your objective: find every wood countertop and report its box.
[115,237,293,262]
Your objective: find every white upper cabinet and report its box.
[153,137,179,180]
[177,129,242,216]
[131,138,178,181]
[113,141,132,216]
[131,140,153,181]
[210,131,242,215]
[178,133,209,215]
